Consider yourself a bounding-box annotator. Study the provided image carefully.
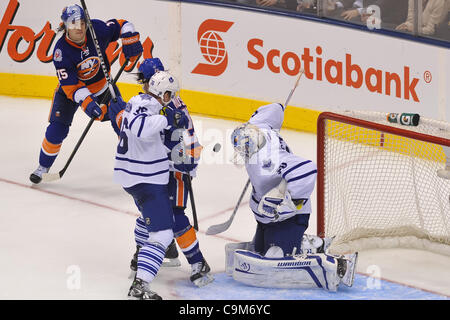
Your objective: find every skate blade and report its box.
[342,252,358,287]
[161,258,181,267]
[192,274,214,288]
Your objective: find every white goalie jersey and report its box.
[245,103,318,224]
[113,94,170,188]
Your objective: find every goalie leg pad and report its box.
[225,241,254,275]
[232,250,341,291]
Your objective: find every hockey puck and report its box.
[213,143,221,152]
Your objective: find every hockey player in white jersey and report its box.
[127,59,213,288]
[227,102,358,292]
[109,68,189,300]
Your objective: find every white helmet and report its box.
[148,71,179,105]
[231,123,266,160]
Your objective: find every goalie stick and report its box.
[41,58,129,183]
[206,69,305,235]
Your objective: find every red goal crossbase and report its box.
[316,112,450,255]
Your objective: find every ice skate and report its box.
[337,252,358,287]
[128,278,162,300]
[29,165,49,184]
[190,258,214,287]
[162,239,181,267]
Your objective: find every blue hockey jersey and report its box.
[52,19,126,104]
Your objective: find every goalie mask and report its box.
[231,123,266,161]
[148,71,179,106]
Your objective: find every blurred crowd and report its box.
[224,0,450,41]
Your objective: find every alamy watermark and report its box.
[66,265,81,290]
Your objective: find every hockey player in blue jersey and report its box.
[29,4,143,184]
[121,59,213,288]
[226,103,358,291]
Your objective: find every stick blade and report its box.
[40,172,62,182]
[205,221,232,235]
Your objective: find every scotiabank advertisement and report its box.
[0,0,448,121]
[182,3,449,121]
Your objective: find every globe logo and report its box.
[199,31,227,66]
[192,19,234,76]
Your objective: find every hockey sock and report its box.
[134,216,149,247]
[136,243,165,283]
[175,226,203,265]
[39,122,69,168]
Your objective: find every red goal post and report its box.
[317,111,450,255]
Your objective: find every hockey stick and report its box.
[41,58,129,182]
[80,0,116,101]
[185,175,199,231]
[205,69,305,236]
[205,179,251,235]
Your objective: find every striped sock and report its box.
[134,216,149,247]
[136,243,165,283]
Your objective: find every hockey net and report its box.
[317,111,450,256]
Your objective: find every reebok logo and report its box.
[248,40,421,102]
[192,19,234,77]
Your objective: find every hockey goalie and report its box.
[225,102,358,292]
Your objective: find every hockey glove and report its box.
[258,180,303,222]
[81,95,107,121]
[173,160,198,173]
[108,96,127,135]
[163,107,189,129]
[121,31,143,63]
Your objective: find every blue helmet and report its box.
[61,4,86,28]
[137,58,165,83]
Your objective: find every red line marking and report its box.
[0,177,244,242]
[0,177,139,217]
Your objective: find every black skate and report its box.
[127,278,162,300]
[162,239,181,267]
[29,165,49,184]
[190,258,214,287]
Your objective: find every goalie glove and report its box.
[258,179,307,223]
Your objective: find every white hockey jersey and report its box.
[113,93,170,188]
[246,103,317,224]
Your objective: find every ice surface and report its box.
[0,96,448,300]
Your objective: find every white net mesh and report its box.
[320,111,450,256]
